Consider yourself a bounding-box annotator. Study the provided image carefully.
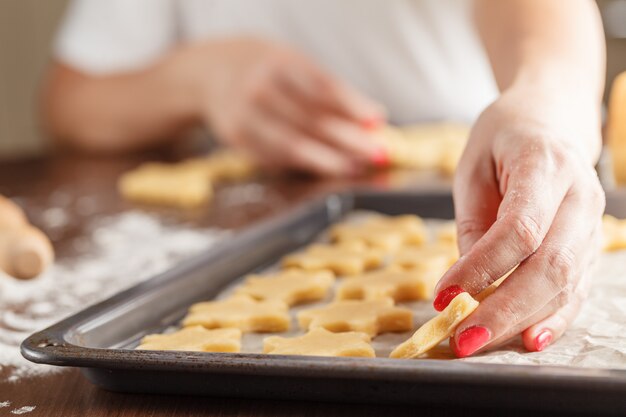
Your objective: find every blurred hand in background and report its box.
[43,37,386,177]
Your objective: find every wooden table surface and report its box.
[0,150,616,417]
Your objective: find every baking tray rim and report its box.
[19,189,626,391]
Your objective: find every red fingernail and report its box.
[371,147,390,168]
[534,330,553,352]
[453,326,491,358]
[361,116,382,131]
[433,285,465,312]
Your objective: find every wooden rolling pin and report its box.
[0,195,54,279]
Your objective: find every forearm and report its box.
[475,0,606,160]
[42,51,201,153]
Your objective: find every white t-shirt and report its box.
[54,0,498,125]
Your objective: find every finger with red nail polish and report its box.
[433,285,465,312]
[361,117,382,131]
[522,290,584,352]
[452,325,491,358]
[371,147,390,168]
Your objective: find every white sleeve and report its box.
[54,0,178,75]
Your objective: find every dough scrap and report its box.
[183,295,290,332]
[282,242,384,276]
[118,162,213,207]
[263,327,375,358]
[602,214,626,252]
[389,292,479,359]
[233,269,335,306]
[297,298,413,337]
[330,214,427,251]
[335,268,430,302]
[137,326,241,352]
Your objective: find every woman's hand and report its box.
[433,89,605,357]
[172,37,387,177]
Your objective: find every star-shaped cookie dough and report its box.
[118,162,213,207]
[233,269,334,306]
[330,215,427,251]
[136,326,241,352]
[603,214,626,251]
[297,298,413,337]
[181,149,257,182]
[282,242,384,276]
[389,292,478,359]
[391,243,458,272]
[183,295,290,332]
[335,268,431,302]
[263,327,375,357]
[436,221,457,246]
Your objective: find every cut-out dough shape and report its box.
[436,221,457,246]
[136,326,241,352]
[297,298,413,337]
[233,269,334,306]
[374,123,469,175]
[335,268,430,302]
[181,149,257,182]
[282,242,384,276]
[392,243,459,271]
[118,149,255,208]
[263,327,375,358]
[389,292,479,359]
[183,295,290,332]
[602,214,626,251]
[118,162,213,207]
[330,215,427,251]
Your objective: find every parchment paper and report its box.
[177,212,626,369]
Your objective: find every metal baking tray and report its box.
[21,189,626,413]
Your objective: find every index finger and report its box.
[433,155,570,311]
[278,63,385,125]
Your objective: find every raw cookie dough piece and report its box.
[392,243,458,271]
[263,327,375,358]
[233,269,335,306]
[389,292,479,359]
[282,242,384,276]
[436,221,457,246]
[297,298,413,337]
[118,162,213,207]
[607,71,626,185]
[335,268,430,302]
[602,214,626,251]
[377,125,444,171]
[375,123,470,175]
[330,214,427,251]
[183,295,290,332]
[182,149,257,182]
[136,326,242,352]
[389,244,457,298]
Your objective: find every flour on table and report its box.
[10,406,36,415]
[0,211,225,383]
